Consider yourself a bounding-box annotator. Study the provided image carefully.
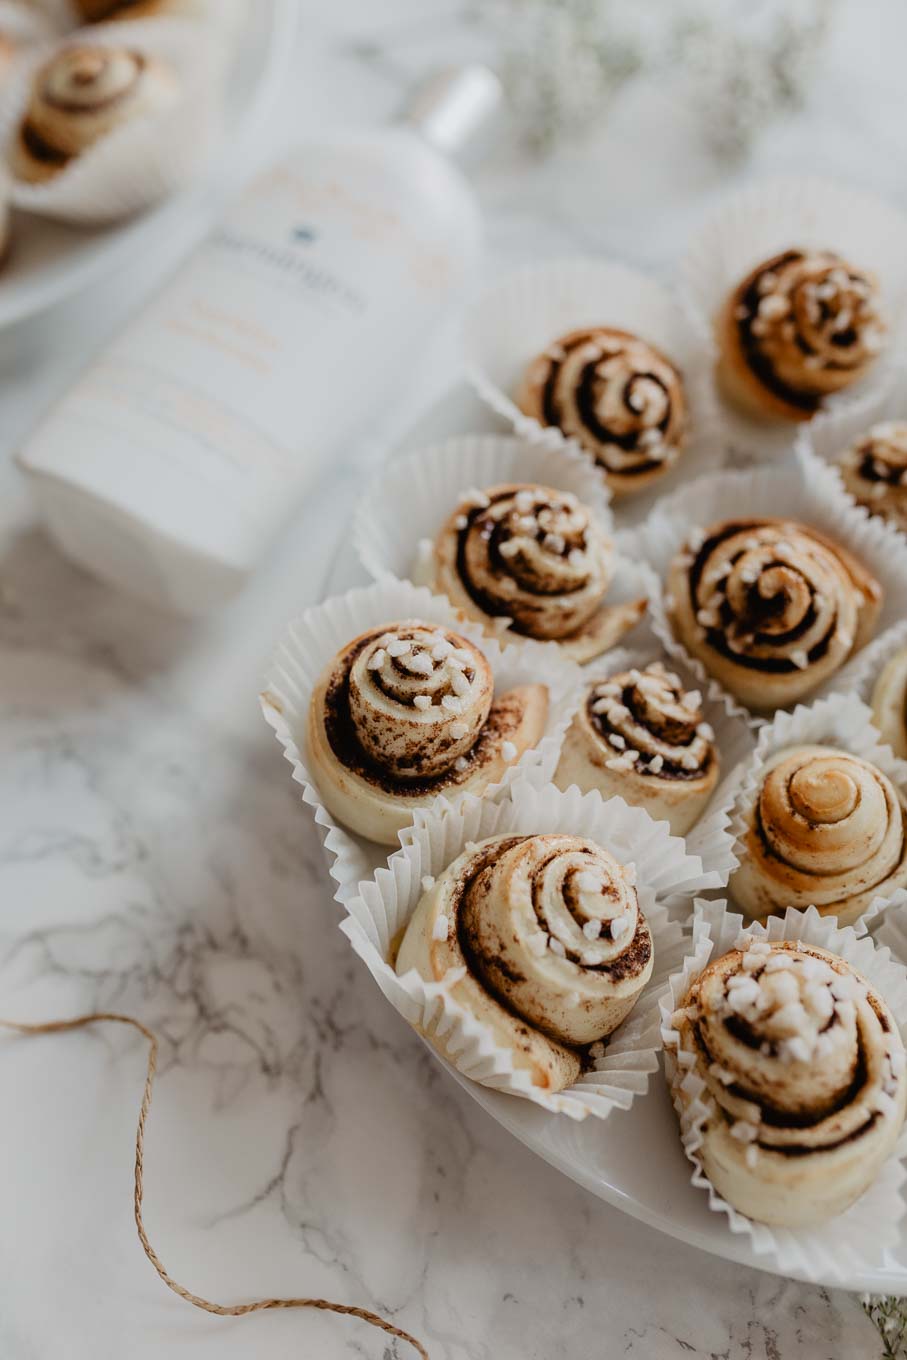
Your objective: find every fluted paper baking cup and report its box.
[352,432,654,656]
[260,579,581,906]
[2,18,223,223]
[354,433,613,575]
[797,377,907,520]
[873,891,907,963]
[564,641,755,893]
[341,778,707,1120]
[724,691,907,933]
[680,176,907,441]
[833,616,907,724]
[623,446,907,727]
[462,257,724,526]
[659,897,907,1281]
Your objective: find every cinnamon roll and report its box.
[838,422,907,532]
[717,250,885,422]
[871,647,907,760]
[430,483,646,663]
[306,622,548,845]
[732,745,907,926]
[666,517,882,710]
[555,663,719,836]
[669,937,907,1226]
[10,45,179,184]
[396,833,653,1093]
[516,328,688,497]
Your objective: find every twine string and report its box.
[0,1012,429,1360]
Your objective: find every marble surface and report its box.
[2,1,906,1356]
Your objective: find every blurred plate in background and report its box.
[0,0,296,329]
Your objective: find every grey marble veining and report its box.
[2,1,904,1356]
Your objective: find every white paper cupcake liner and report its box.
[659,896,907,1282]
[723,691,907,934]
[462,257,724,528]
[833,616,907,725]
[797,374,907,518]
[571,641,755,894]
[352,432,654,657]
[2,18,223,223]
[874,892,907,964]
[622,446,907,727]
[260,579,582,906]
[341,778,709,1120]
[680,175,907,459]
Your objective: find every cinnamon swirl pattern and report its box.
[872,647,907,760]
[306,622,548,845]
[396,833,653,1092]
[10,45,178,184]
[666,517,882,711]
[732,745,907,927]
[669,937,907,1226]
[516,328,688,497]
[839,422,907,532]
[717,250,885,422]
[431,483,645,663]
[555,663,719,836]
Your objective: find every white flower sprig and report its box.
[862,1295,907,1359]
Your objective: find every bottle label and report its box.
[25,139,477,559]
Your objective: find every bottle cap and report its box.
[400,64,503,164]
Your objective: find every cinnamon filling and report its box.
[540,332,669,478]
[735,249,864,412]
[454,489,588,635]
[588,682,715,781]
[686,521,836,672]
[20,119,70,166]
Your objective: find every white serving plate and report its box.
[0,0,296,328]
[324,377,907,1293]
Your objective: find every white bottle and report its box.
[19,66,500,614]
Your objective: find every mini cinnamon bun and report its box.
[397,832,653,1093]
[666,517,882,711]
[732,745,907,926]
[838,422,907,532]
[10,44,178,184]
[516,327,688,497]
[669,937,907,1226]
[306,621,548,845]
[555,662,719,835]
[716,250,885,422]
[431,483,645,663]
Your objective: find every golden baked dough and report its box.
[732,745,907,926]
[306,621,548,844]
[516,327,688,497]
[666,516,881,711]
[10,44,178,184]
[555,662,718,835]
[716,249,884,422]
[839,421,907,532]
[669,937,906,1226]
[397,833,653,1093]
[431,483,645,663]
